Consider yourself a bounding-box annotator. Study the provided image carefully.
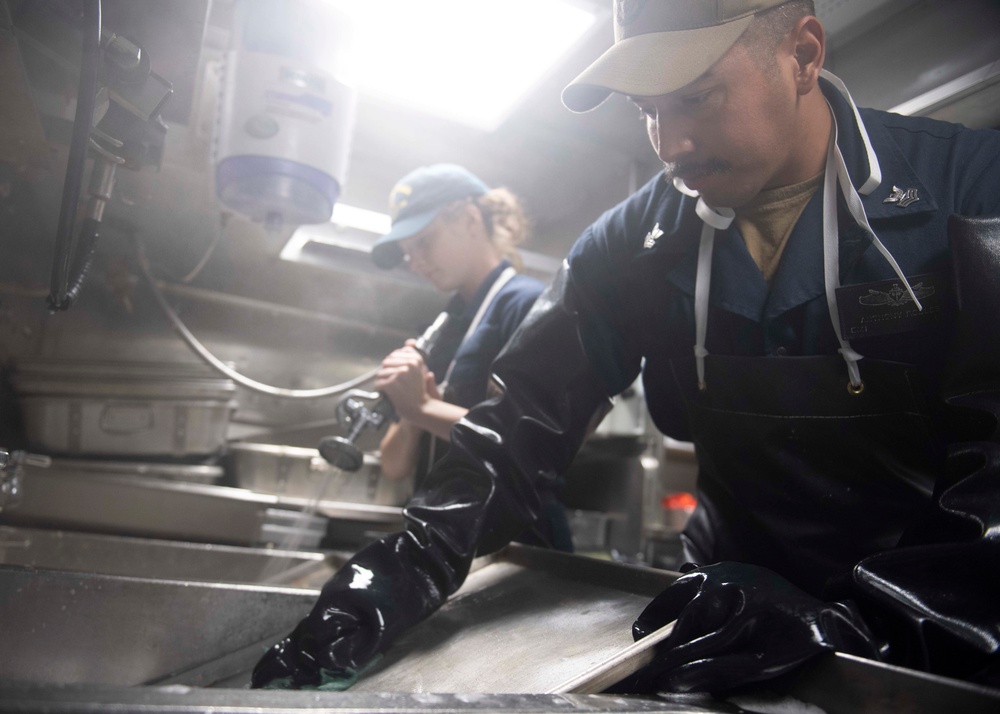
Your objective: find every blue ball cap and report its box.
[371,164,490,269]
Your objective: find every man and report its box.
[253,0,1000,693]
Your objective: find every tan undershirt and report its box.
[735,172,824,284]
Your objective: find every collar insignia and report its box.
[883,185,920,208]
[643,222,664,249]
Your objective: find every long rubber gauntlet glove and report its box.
[251,265,613,689]
[846,215,1000,685]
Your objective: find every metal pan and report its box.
[345,544,679,694]
[12,360,237,458]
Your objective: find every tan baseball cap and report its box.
[562,0,792,112]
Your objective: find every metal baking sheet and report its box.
[349,544,679,694]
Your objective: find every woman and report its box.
[370,163,572,551]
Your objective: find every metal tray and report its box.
[348,545,679,694]
[13,360,237,459]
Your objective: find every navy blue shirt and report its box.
[422,261,572,549]
[425,260,545,409]
[566,78,1000,442]
[416,263,543,473]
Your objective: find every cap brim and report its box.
[370,210,439,269]
[561,18,753,113]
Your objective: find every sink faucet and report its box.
[0,449,51,512]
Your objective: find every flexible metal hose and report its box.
[135,239,378,399]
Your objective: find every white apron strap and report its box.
[439,265,517,392]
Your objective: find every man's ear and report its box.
[789,16,825,95]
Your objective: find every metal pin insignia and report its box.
[883,185,919,208]
[643,222,664,249]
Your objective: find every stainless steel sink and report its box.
[0,563,320,686]
[2,558,998,714]
[4,464,404,548]
[0,525,353,687]
[0,526,343,587]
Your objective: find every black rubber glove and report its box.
[251,531,476,690]
[626,561,882,694]
[251,267,614,689]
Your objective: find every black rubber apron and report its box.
[670,354,938,596]
[670,70,939,596]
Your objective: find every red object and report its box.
[662,492,697,511]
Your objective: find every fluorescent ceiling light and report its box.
[280,203,391,262]
[330,203,392,235]
[327,0,597,131]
